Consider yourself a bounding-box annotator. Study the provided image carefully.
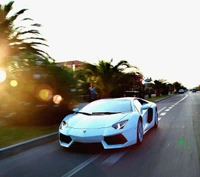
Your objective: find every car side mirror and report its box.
[140,104,151,113]
[73,108,79,113]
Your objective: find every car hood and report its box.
[66,112,130,129]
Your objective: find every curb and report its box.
[0,96,172,160]
[0,102,89,160]
[0,132,58,160]
[153,94,173,103]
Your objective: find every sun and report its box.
[0,69,6,82]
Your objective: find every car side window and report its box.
[133,100,142,113]
[137,98,148,105]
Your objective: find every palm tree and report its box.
[0,1,53,67]
[155,79,170,95]
[173,81,183,93]
[79,59,133,98]
[154,80,162,96]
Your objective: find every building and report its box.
[56,60,84,71]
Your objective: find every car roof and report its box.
[95,97,145,102]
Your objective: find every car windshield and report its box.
[79,99,133,114]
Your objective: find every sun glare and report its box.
[0,69,6,82]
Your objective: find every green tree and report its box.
[0,1,53,67]
[154,80,162,96]
[155,79,170,95]
[173,81,183,93]
[0,1,78,125]
[78,59,136,98]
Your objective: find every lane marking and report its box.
[62,154,101,177]
[158,95,188,118]
[176,95,188,104]
[158,107,166,113]
[160,112,166,116]
[101,151,127,166]
[165,109,170,111]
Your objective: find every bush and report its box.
[3,101,73,126]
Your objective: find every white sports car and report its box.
[59,97,158,149]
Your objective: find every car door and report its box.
[138,98,155,131]
[133,99,149,131]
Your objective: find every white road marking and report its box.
[176,95,188,104]
[160,112,166,116]
[61,154,101,177]
[158,118,161,121]
[158,95,188,118]
[101,151,127,166]
[166,143,170,147]
[158,107,166,113]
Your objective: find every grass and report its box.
[0,95,170,149]
[0,124,59,149]
[146,94,170,102]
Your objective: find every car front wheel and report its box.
[154,110,159,128]
[136,119,143,145]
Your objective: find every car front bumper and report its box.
[59,126,137,149]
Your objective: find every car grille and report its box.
[72,142,104,149]
[104,134,127,145]
[59,133,72,144]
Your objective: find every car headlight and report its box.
[112,120,128,130]
[59,120,68,130]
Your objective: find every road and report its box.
[0,92,200,177]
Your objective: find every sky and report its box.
[1,0,200,88]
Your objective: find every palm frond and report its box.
[9,9,28,22]
[31,23,42,27]
[22,18,33,21]
[17,30,40,36]
[3,1,14,15]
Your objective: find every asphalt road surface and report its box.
[0,91,200,177]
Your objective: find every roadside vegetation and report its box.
[0,1,190,148]
[0,124,59,148]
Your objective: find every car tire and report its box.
[136,119,143,145]
[154,110,159,128]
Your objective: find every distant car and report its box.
[192,88,197,92]
[178,89,185,94]
[59,97,158,149]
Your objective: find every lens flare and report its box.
[53,95,63,104]
[39,89,52,101]
[36,84,53,102]
[178,139,184,147]
[10,80,18,87]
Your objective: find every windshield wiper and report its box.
[77,111,92,115]
[92,112,120,115]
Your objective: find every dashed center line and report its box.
[62,154,101,177]
[160,112,166,116]
[158,107,166,113]
[158,95,188,118]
